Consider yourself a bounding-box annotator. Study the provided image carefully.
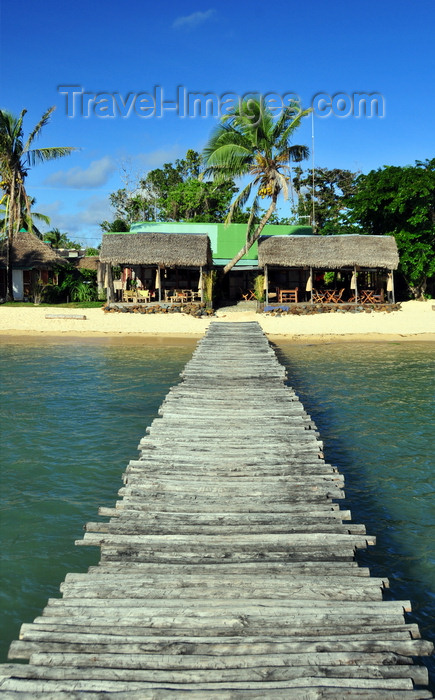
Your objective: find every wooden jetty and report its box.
[1,321,433,698]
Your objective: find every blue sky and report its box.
[1,0,434,247]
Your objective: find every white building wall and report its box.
[12,270,24,300]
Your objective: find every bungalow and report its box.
[258,234,400,304]
[0,229,65,301]
[99,231,213,302]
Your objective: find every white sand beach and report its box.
[0,300,433,342]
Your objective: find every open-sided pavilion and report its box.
[258,234,400,305]
[99,231,213,304]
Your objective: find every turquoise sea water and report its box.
[0,336,434,680]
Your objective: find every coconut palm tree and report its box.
[0,106,77,298]
[43,227,70,248]
[0,196,50,239]
[203,97,311,274]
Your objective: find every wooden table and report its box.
[312,289,344,303]
[165,290,199,303]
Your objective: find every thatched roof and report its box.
[100,233,212,268]
[258,234,399,270]
[0,230,66,269]
[77,256,100,271]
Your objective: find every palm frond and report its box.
[272,101,305,139]
[0,109,26,140]
[203,124,251,158]
[23,106,56,151]
[276,171,289,200]
[288,144,310,162]
[203,143,252,182]
[25,146,77,167]
[275,107,312,151]
[30,211,50,224]
[225,182,252,224]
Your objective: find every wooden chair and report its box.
[279,288,298,303]
[123,290,137,303]
[361,289,384,304]
[324,288,345,303]
[312,289,325,303]
[136,289,150,302]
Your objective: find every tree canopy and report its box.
[43,227,81,249]
[203,96,311,273]
[292,166,358,234]
[347,159,435,298]
[103,149,237,229]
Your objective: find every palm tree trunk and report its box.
[223,196,277,275]
[6,172,16,301]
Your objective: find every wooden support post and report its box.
[264,264,268,305]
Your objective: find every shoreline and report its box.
[0,331,434,346]
[0,300,433,343]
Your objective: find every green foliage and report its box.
[323,271,335,286]
[84,247,100,256]
[44,227,81,249]
[203,96,311,273]
[253,275,265,302]
[1,300,103,308]
[70,281,97,302]
[292,166,358,233]
[41,283,63,304]
[160,178,237,222]
[100,217,130,233]
[30,278,44,304]
[347,159,435,298]
[103,149,238,229]
[50,264,99,302]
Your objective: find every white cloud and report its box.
[44,156,116,189]
[135,146,184,168]
[39,196,113,247]
[172,9,216,30]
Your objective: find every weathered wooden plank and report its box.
[0,685,431,700]
[83,522,365,536]
[58,583,385,602]
[13,637,432,658]
[16,629,423,646]
[62,571,383,586]
[26,650,416,668]
[17,621,425,639]
[86,561,370,575]
[0,675,424,692]
[76,533,374,548]
[3,664,427,688]
[96,549,364,563]
[41,598,411,614]
[121,474,345,487]
[44,314,86,320]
